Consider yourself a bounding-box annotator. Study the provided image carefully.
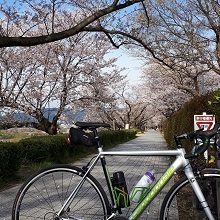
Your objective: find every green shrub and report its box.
[0,129,137,182]
[208,89,220,122]
[0,142,21,179]
[19,134,70,164]
[99,129,137,147]
[163,92,218,152]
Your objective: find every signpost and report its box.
[194,112,215,161]
[194,112,215,131]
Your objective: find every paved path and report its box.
[0,129,173,219]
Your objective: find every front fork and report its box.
[184,164,215,220]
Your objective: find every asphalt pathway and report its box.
[0,129,174,219]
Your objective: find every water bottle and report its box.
[130,169,156,203]
[111,171,130,208]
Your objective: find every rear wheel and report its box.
[160,172,220,220]
[12,164,110,220]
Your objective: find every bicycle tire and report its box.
[160,170,220,220]
[12,164,111,220]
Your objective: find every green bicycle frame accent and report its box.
[129,165,175,219]
[102,159,118,207]
[113,186,130,208]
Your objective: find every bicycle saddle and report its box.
[75,121,111,129]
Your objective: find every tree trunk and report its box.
[36,116,58,135]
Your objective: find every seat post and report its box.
[92,128,102,149]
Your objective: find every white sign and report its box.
[194,112,215,131]
[194,112,215,161]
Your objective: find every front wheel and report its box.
[160,170,220,220]
[12,164,110,220]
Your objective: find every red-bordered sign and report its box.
[194,112,215,131]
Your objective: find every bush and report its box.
[0,142,21,179]
[0,129,137,180]
[99,129,137,147]
[19,135,70,164]
[163,91,218,152]
[208,89,220,122]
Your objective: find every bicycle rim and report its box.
[160,173,220,220]
[12,164,110,220]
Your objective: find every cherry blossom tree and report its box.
[87,0,220,89]
[2,0,220,131]
[1,0,219,78]
[85,79,160,130]
[0,0,147,47]
[106,0,220,73]
[92,0,220,119]
[142,62,220,97]
[135,0,220,97]
[0,29,124,134]
[138,61,220,120]
[139,65,191,117]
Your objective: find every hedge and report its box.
[0,142,21,179]
[0,129,137,180]
[163,91,219,152]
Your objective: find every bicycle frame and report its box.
[57,147,216,220]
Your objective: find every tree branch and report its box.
[0,0,144,47]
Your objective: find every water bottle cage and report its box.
[130,186,151,203]
[111,171,130,208]
[113,186,130,208]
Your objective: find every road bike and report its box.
[12,121,220,220]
